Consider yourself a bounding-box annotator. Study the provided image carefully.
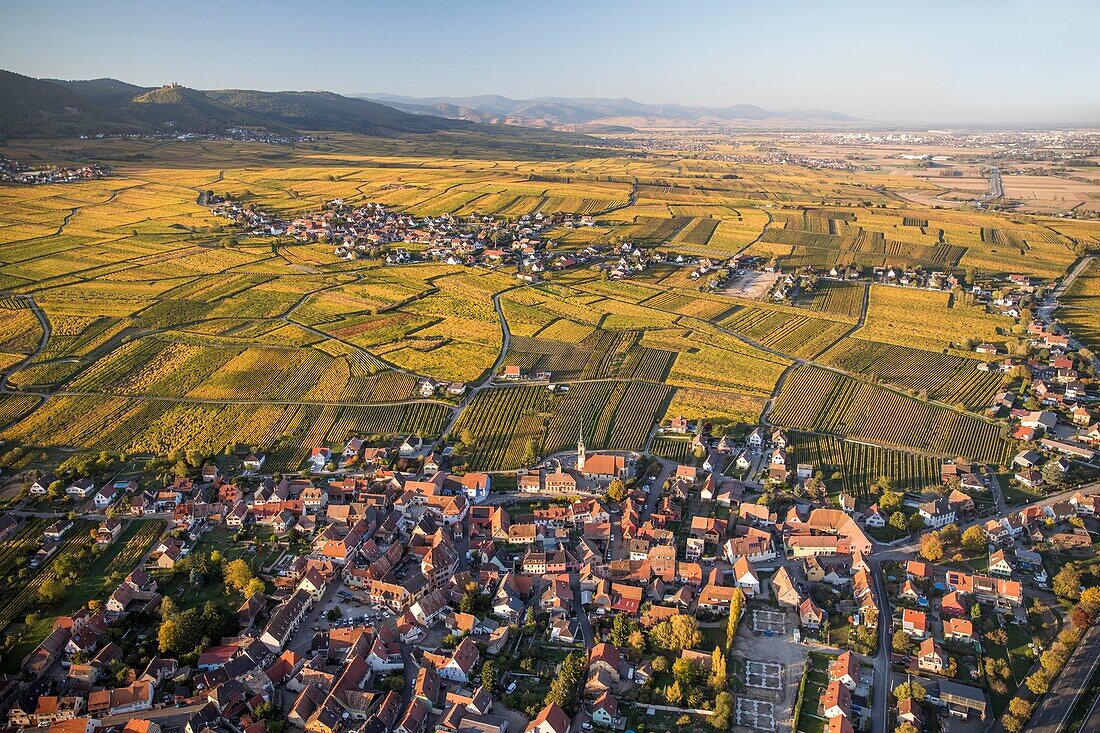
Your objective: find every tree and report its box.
[1053,563,1082,601]
[908,513,927,534]
[892,630,914,655]
[38,577,65,604]
[896,724,920,733]
[879,489,903,514]
[889,512,908,532]
[1008,697,1032,720]
[223,558,255,594]
[610,612,634,647]
[664,680,684,706]
[711,691,733,730]
[628,630,646,656]
[606,479,628,503]
[708,647,727,690]
[651,655,669,673]
[962,525,987,553]
[650,614,703,653]
[1026,670,1050,695]
[919,532,944,562]
[672,657,697,686]
[545,652,585,713]
[939,523,961,547]
[327,607,342,622]
[480,659,498,691]
[1079,586,1100,618]
[893,681,926,702]
[1041,460,1065,488]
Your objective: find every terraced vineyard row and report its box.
[452,386,548,470]
[842,441,942,496]
[769,365,1011,463]
[821,338,1002,411]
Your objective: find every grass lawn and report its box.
[1000,479,1042,505]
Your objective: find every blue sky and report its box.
[2,0,1097,123]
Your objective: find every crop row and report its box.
[770,365,1011,463]
[0,521,95,633]
[821,338,1002,411]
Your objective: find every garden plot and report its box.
[752,609,788,634]
[736,697,776,732]
[745,661,783,690]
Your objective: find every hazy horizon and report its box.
[2,0,1098,124]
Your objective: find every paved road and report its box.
[1025,624,1100,733]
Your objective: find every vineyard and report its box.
[820,338,1002,411]
[0,520,95,635]
[769,365,1011,463]
[790,431,953,498]
[856,285,1014,354]
[502,329,675,382]
[455,381,670,470]
[793,281,866,321]
[650,436,693,463]
[719,307,851,359]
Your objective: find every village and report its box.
[0,158,111,186]
[0,368,1096,733]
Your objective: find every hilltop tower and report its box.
[577,427,586,471]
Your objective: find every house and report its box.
[902,609,929,639]
[66,478,96,499]
[525,703,571,733]
[830,651,860,691]
[590,692,620,729]
[917,638,945,673]
[32,472,58,494]
[988,550,1014,577]
[799,598,825,629]
[864,505,886,528]
[944,618,974,644]
[308,448,331,473]
[732,556,760,597]
[918,498,956,529]
[821,680,851,719]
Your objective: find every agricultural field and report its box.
[792,280,866,321]
[0,131,1096,471]
[820,338,1003,411]
[454,381,669,470]
[855,284,1014,355]
[769,365,1012,463]
[791,431,943,498]
[719,306,852,358]
[1057,258,1100,352]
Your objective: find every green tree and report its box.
[1026,669,1050,695]
[38,577,65,604]
[664,680,684,706]
[879,489,903,514]
[889,512,908,532]
[711,691,733,730]
[672,657,697,686]
[908,513,927,533]
[480,659,498,691]
[1041,460,1065,488]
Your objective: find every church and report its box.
[576,428,634,482]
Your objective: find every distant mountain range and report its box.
[356,93,858,130]
[0,70,468,138]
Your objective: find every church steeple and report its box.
[577,426,586,471]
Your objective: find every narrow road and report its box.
[1023,624,1100,733]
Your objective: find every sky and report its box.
[2,0,1098,123]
